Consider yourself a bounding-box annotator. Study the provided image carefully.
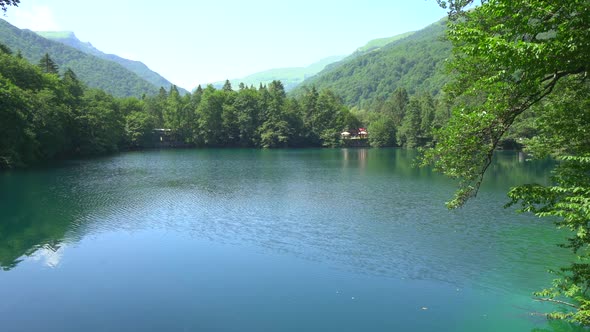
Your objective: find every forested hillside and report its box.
[0,44,368,169]
[350,31,416,57]
[295,19,451,110]
[0,19,160,98]
[36,31,188,95]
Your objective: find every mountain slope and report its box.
[36,31,188,94]
[352,31,416,56]
[207,55,346,91]
[295,19,451,110]
[0,19,159,98]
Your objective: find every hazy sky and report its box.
[4,0,448,90]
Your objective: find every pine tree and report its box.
[38,53,59,74]
[222,80,233,92]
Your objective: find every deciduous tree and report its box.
[426,0,590,324]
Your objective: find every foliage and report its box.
[36,31,188,95]
[425,0,590,324]
[295,19,451,110]
[397,98,422,148]
[353,31,416,55]
[0,19,160,98]
[37,53,59,74]
[0,20,456,169]
[425,0,590,207]
[367,115,396,147]
[0,0,18,12]
[0,48,358,162]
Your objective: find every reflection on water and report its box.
[30,244,66,268]
[0,148,577,332]
[0,149,562,280]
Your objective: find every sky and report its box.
[3,0,448,91]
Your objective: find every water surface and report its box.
[0,149,580,331]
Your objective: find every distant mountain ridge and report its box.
[294,19,451,109]
[352,31,416,56]
[0,19,160,98]
[205,55,346,92]
[205,30,421,94]
[36,31,188,95]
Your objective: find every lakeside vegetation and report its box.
[1,0,589,328]
[426,0,590,324]
[0,40,462,169]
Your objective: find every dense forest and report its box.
[0,40,465,169]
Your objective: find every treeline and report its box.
[361,88,451,148]
[147,82,365,149]
[3,42,532,169]
[0,45,367,168]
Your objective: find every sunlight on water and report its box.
[0,149,582,332]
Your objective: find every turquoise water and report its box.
[0,149,581,331]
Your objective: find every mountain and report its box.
[206,55,346,92]
[0,19,159,98]
[294,19,451,110]
[352,31,416,56]
[36,31,188,95]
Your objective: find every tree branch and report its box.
[534,298,579,309]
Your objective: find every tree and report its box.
[38,53,59,75]
[397,97,422,148]
[382,87,409,128]
[234,87,261,146]
[314,90,343,147]
[258,81,292,148]
[418,93,435,142]
[0,0,19,12]
[0,43,12,55]
[368,115,396,147]
[301,86,320,145]
[222,80,233,92]
[0,76,35,168]
[73,89,124,155]
[196,86,225,146]
[62,68,84,101]
[125,111,156,149]
[426,0,590,324]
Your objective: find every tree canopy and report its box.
[426,0,589,208]
[425,0,590,324]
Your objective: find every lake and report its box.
[0,148,581,331]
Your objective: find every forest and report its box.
[2,0,590,327]
[294,19,451,111]
[0,44,456,169]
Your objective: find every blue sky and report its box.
[4,0,448,90]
